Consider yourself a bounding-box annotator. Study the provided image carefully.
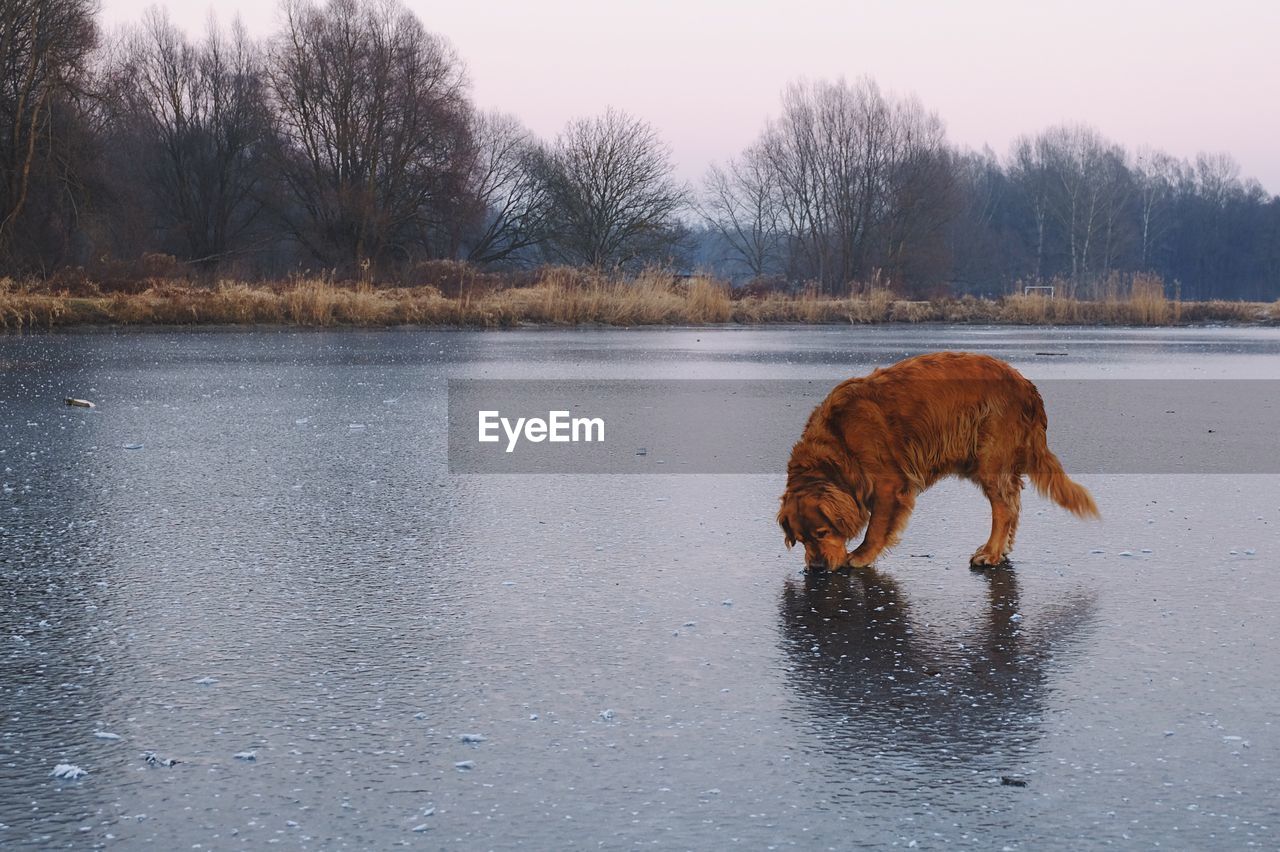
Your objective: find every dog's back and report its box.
[801,352,1046,491]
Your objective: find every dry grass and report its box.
[1127,273,1175,324]
[0,270,1273,329]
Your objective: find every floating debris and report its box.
[51,764,87,779]
[65,398,96,409]
[122,444,144,451]
[1009,613,1023,623]
[999,776,1028,787]
[722,599,733,607]
[142,752,178,767]
[636,447,648,456]
[412,823,431,832]
[1034,352,1068,357]
[233,751,257,761]
[599,709,615,721]
[193,676,218,685]
[454,760,475,770]
[460,734,486,744]
[93,732,121,741]
[1118,550,1134,557]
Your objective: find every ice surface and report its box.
[5,326,1280,850]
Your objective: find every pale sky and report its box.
[98,0,1280,192]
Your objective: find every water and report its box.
[1,326,1278,849]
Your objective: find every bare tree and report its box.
[0,0,97,266]
[103,9,272,270]
[1194,151,1242,207]
[699,142,783,278]
[1037,124,1131,283]
[459,111,549,265]
[754,77,954,294]
[538,107,688,269]
[1132,148,1179,268]
[876,96,956,291]
[266,0,473,273]
[758,80,844,289]
[1008,134,1055,281]
[947,147,1012,292]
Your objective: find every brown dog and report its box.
[778,352,1098,569]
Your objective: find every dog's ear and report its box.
[820,485,869,537]
[778,508,797,548]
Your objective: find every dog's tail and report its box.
[1027,433,1099,519]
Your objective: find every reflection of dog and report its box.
[778,566,1095,765]
[778,352,1098,569]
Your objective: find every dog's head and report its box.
[778,482,869,570]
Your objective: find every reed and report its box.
[0,270,1272,329]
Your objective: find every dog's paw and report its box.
[969,549,1010,569]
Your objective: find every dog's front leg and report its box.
[844,484,908,568]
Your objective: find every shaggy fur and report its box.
[778,352,1098,569]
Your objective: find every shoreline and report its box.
[4,318,1280,334]
[3,277,1277,330]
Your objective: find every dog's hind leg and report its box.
[1003,483,1022,555]
[971,473,1022,567]
[846,482,913,569]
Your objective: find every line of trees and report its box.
[699,81,1280,300]
[2,0,1278,300]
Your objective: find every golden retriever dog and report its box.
[778,352,1098,569]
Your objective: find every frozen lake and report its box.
[2,325,1278,849]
